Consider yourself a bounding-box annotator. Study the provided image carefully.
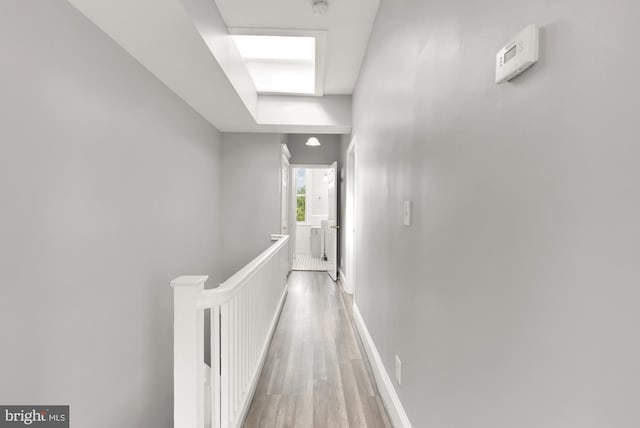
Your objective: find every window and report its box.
[296,169,306,222]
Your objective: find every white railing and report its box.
[170,235,290,428]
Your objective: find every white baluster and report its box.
[230,298,237,421]
[234,296,239,418]
[243,288,248,393]
[211,305,221,428]
[220,301,230,428]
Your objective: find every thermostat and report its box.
[495,24,539,84]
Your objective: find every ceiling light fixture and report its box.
[312,0,329,15]
[306,137,321,147]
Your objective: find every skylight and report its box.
[233,35,315,61]
[232,35,317,95]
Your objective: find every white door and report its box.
[327,161,339,281]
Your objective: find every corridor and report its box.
[244,272,391,428]
[4,1,640,427]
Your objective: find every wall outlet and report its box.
[395,355,402,385]
[403,200,412,226]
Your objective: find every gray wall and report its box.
[220,133,282,280]
[0,2,223,427]
[352,0,640,427]
[287,134,341,165]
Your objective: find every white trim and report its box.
[338,267,349,294]
[346,138,356,156]
[289,164,297,262]
[352,304,413,428]
[344,139,356,295]
[281,154,291,236]
[281,143,291,160]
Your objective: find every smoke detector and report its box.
[312,0,329,15]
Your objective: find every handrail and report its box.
[170,234,291,428]
[197,235,289,309]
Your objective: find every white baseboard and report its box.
[352,304,413,428]
[338,267,348,292]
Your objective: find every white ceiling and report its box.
[66,0,367,133]
[214,0,380,95]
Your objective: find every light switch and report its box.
[403,200,412,226]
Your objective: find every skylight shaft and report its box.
[232,35,315,61]
[247,62,315,94]
[232,34,318,95]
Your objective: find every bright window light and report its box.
[246,62,315,94]
[232,35,317,95]
[232,35,315,61]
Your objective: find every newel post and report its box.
[170,275,208,428]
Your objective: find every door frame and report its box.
[280,144,293,268]
[344,139,357,295]
[290,164,336,259]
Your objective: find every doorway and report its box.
[291,165,336,275]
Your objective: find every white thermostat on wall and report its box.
[495,24,539,84]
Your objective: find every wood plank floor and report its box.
[243,272,392,428]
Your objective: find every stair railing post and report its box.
[170,275,208,428]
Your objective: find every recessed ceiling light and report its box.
[306,137,321,147]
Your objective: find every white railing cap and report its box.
[198,235,289,308]
[170,275,209,287]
